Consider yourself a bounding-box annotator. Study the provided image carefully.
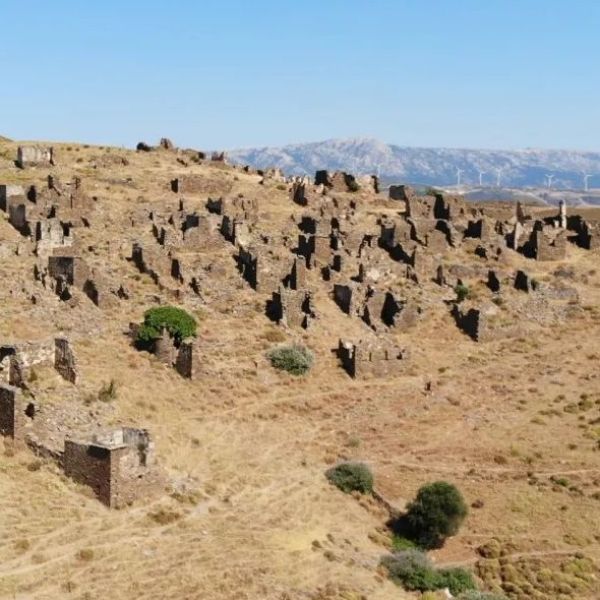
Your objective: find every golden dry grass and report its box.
[0,137,599,599]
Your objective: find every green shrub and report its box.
[268,344,313,375]
[136,306,197,346]
[326,462,373,494]
[455,283,470,303]
[381,550,439,591]
[406,481,468,549]
[381,551,477,595]
[391,534,419,551]
[347,180,360,192]
[438,567,477,595]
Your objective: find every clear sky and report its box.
[2,0,599,151]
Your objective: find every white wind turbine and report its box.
[545,174,555,189]
[456,168,464,187]
[495,167,504,187]
[583,172,593,192]
[478,170,486,186]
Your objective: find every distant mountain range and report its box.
[229,138,600,191]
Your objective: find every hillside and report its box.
[229,138,600,191]
[0,137,599,600]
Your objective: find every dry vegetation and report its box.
[0,138,599,599]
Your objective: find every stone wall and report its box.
[338,340,407,378]
[0,184,24,212]
[533,226,567,261]
[17,146,54,168]
[63,428,163,508]
[54,337,79,384]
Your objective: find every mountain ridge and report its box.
[229,137,600,190]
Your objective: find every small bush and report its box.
[76,548,95,562]
[98,379,118,402]
[326,462,373,494]
[455,283,470,303]
[347,180,360,192]
[148,507,181,525]
[438,567,477,595]
[382,550,476,595]
[268,344,313,375]
[136,306,197,347]
[381,550,438,591]
[405,481,468,549]
[27,460,43,472]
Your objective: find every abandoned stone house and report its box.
[0,347,163,507]
[452,303,523,342]
[0,184,24,212]
[0,337,78,387]
[532,225,567,261]
[64,428,164,508]
[337,339,408,378]
[315,170,359,193]
[267,286,315,329]
[16,145,54,169]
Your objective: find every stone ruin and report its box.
[337,339,408,378]
[129,325,198,380]
[0,336,164,507]
[64,427,164,508]
[36,251,126,308]
[267,286,315,329]
[1,176,94,252]
[0,184,24,212]
[16,145,54,169]
[452,302,522,342]
[0,337,79,387]
[532,225,567,261]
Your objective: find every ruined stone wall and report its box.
[54,337,78,384]
[338,341,406,378]
[63,440,113,505]
[17,146,54,168]
[0,383,34,447]
[0,384,18,439]
[389,185,414,201]
[172,175,233,196]
[0,185,24,212]
[175,340,195,379]
[279,288,313,328]
[48,255,90,288]
[406,196,436,219]
[534,228,567,261]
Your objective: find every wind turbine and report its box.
[495,167,504,187]
[545,174,555,189]
[583,173,593,192]
[456,168,464,187]
[478,170,486,186]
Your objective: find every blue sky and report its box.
[2,1,599,150]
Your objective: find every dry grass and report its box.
[0,137,599,599]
